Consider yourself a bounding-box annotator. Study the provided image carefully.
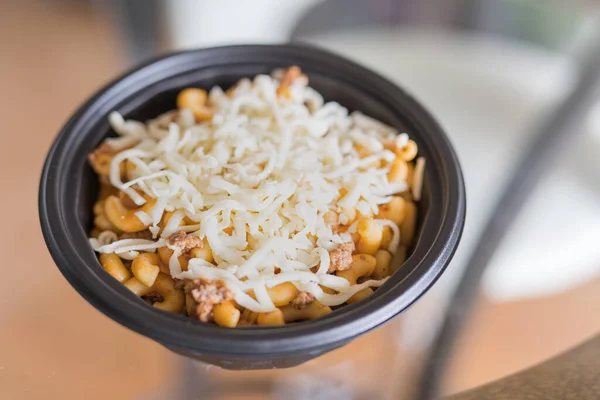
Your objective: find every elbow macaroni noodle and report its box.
[87,68,423,328]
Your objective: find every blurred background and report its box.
[2,0,600,399]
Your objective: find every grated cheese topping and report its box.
[90,71,419,312]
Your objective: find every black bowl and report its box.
[39,44,465,370]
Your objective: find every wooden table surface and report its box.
[1,1,598,399]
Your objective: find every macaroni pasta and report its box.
[87,67,424,327]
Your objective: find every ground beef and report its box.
[184,279,234,322]
[328,242,355,273]
[143,292,164,305]
[168,230,203,253]
[291,291,315,310]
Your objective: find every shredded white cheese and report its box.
[90,238,165,254]
[134,211,153,226]
[96,230,118,246]
[92,72,419,312]
[376,219,401,254]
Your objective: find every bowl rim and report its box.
[39,43,465,357]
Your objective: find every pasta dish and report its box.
[88,67,424,327]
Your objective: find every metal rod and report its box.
[418,29,600,400]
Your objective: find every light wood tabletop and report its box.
[1,1,599,399]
